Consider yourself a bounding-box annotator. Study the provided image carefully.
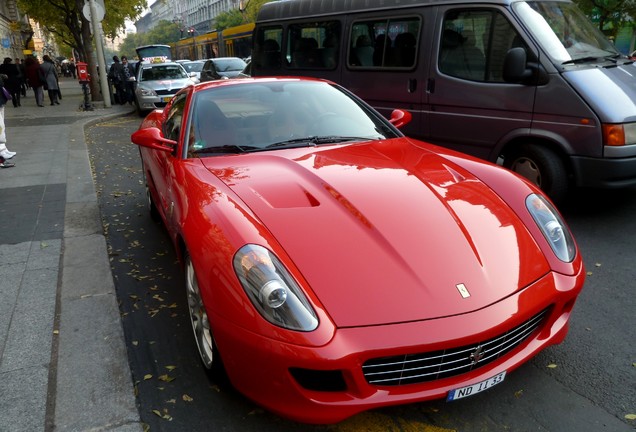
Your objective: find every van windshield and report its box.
[514,1,619,64]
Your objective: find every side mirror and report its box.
[503,47,549,85]
[131,127,176,152]
[389,109,412,129]
[503,47,533,83]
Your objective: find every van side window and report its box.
[286,22,341,69]
[349,18,421,68]
[254,26,283,71]
[440,9,531,82]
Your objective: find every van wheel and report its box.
[504,144,568,203]
[185,254,228,382]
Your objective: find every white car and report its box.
[134,61,196,116]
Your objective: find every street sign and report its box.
[82,0,105,22]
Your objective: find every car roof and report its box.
[192,76,334,92]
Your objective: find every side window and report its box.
[254,26,283,71]
[286,21,341,69]
[440,9,530,82]
[348,17,421,68]
[163,94,187,142]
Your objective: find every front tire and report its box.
[185,254,226,379]
[504,144,568,203]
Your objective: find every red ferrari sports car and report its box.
[131,77,585,424]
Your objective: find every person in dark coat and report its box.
[40,55,60,105]
[24,56,45,107]
[108,55,125,104]
[0,57,22,107]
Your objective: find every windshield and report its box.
[187,81,397,156]
[213,58,247,72]
[183,62,204,72]
[514,1,619,64]
[141,64,189,81]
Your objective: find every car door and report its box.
[427,6,538,162]
[201,60,219,82]
[341,11,430,139]
[144,93,189,235]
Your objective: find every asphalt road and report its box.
[86,115,635,432]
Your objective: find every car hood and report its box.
[139,78,193,91]
[201,139,550,327]
[563,63,636,123]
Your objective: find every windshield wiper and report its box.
[192,144,259,154]
[561,53,621,66]
[266,136,376,149]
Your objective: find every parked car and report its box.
[199,57,247,81]
[131,77,585,424]
[133,61,196,116]
[180,60,205,81]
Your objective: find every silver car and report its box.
[134,62,195,116]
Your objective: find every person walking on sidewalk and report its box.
[120,56,135,105]
[0,73,17,165]
[16,58,27,97]
[24,56,45,107]
[40,55,60,106]
[108,56,125,105]
[0,58,22,108]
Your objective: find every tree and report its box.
[242,0,275,23]
[574,0,636,38]
[17,0,146,101]
[214,9,245,30]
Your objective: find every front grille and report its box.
[362,308,548,386]
[155,89,178,96]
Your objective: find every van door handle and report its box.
[407,78,417,93]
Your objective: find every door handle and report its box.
[407,78,417,93]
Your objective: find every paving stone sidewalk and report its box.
[0,77,143,431]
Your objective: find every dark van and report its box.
[251,0,636,201]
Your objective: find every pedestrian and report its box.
[40,55,60,106]
[15,58,27,96]
[24,56,45,107]
[120,56,135,105]
[0,58,22,107]
[69,60,76,79]
[0,73,17,165]
[108,55,125,104]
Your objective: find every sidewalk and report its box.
[0,78,143,431]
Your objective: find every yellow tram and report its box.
[172,23,255,60]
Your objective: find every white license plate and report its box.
[447,371,506,401]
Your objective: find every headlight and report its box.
[138,86,157,97]
[526,194,576,262]
[233,244,318,331]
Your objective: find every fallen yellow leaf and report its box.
[158,374,175,382]
[143,374,153,380]
[625,414,636,420]
[547,363,558,369]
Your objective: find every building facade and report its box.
[137,0,240,35]
[0,0,30,60]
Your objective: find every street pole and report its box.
[89,0,111,107]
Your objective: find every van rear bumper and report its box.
[571,155,636,188]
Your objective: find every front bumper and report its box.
[211,269,585,424]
